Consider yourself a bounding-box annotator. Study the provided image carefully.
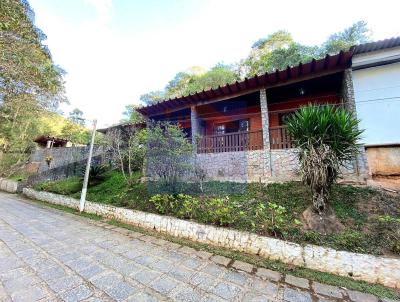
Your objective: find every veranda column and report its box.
[341,69,368,179]
[190,106,199,153]
[260,89,270,151]
[260,89,272,177]
[342,69,357,116]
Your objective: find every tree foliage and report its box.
[139,90,165,106]
[68,108,85,126]
[286,105,363,213]
[105,126,147,183]
[322,21,371,54]
[0,0,67,172]
[145,121,192,192]
[122,104,145,124]
[136,21,371,109]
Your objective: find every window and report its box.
[214,119,249,134]
[239,119,249,132]
[214,124,226,135]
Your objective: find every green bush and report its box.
[80,164,108,186]
[303,230,322,244]
[35,177,82,195]
[176,194,200,219]
[149,194,178,215]
[332,230,367,253]
[204,197,237,226]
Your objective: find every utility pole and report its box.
[79,119,97,212]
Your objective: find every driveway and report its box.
[0,192,382,302]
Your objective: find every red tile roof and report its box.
[137,50,353,117]
[352,37,400,54]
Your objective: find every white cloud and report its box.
[84,0,112,24]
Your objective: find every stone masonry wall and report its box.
[29,146,104,173]
[23,188,400,289]
[188,148,366,183]
[195,150,268,183]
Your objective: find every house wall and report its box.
[353,62,400,145]
[365,145,400,177]
[268,94,341,127]
[197,106,262,136]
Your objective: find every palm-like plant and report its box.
[286,105,363,213]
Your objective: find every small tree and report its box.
[286,105,363,213]
[105,126,146,183]
[145,121,192,192]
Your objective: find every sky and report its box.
[29,0,400,128]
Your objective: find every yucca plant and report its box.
[80,164,108,186]
[286,105,363,213]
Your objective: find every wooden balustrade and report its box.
[269,126,293,149]
[197,130,263,153]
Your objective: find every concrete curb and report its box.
[23,188,400,289]
[0,178,21,193]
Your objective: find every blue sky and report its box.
[29,0,400,127]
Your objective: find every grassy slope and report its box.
[35,171,400,256]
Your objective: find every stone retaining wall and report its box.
[23,188,400,289]
[194,148,368,183]
[28,146,104,174]
[195,150,267,182]
[0,178,20,193]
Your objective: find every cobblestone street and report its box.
[0,192,390,302]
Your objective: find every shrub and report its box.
[286,105,363,213]
[146,121,192,193]
[332,230,367,253]
[176,194,200,219]
[372,215,400,255]
[149,194,177,215]
[251,201,288,237]
[303,230,322,244]
[204,197,237,226]
[81,164,108,186]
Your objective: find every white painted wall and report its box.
[353,62,400,145]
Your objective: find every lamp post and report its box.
[79,119,97,212]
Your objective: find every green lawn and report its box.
[35,170,400,256]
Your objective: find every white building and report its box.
[352,37,400,179]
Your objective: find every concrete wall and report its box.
[0,178,20,193]
[366,145,400,177]
[23,188,400,289]
[353,61,400,145]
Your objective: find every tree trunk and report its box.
[312,187,327,214]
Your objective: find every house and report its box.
[34,135,71,148]
[138,48,373,183]
[351,37,400,183]
[97,122,146,139]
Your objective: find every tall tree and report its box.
[122,104,145,124]
[68,108,85,126]
[322,21,371,54]
[241,30,319,76]
[186,63,239,94]
[0,0,66,173]
[165,66,205,99]
[139,90,165,105]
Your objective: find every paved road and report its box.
[0,192,385,302]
